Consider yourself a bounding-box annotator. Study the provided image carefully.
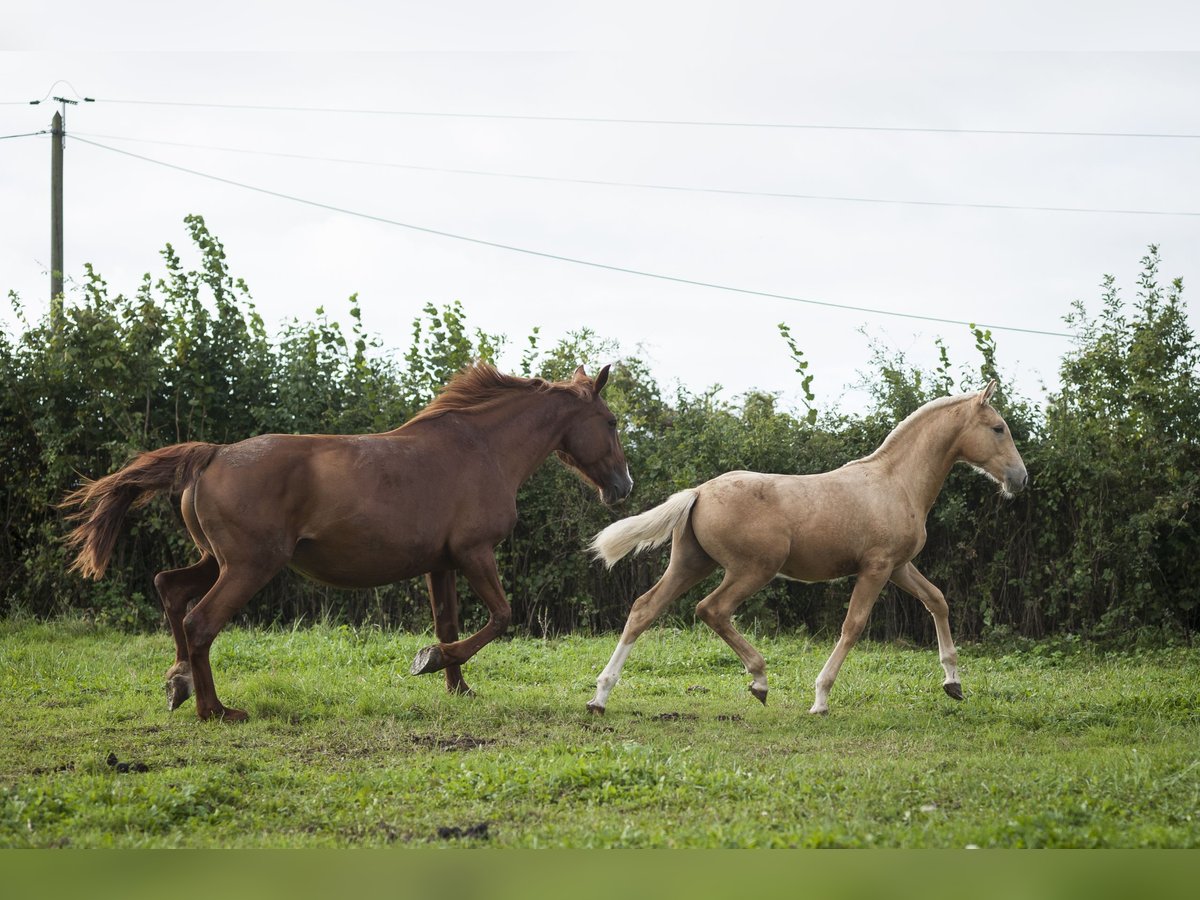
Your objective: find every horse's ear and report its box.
[572,365,589,383]
[593,364,611,397]
[979,380,998,406]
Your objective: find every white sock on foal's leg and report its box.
[588,640,633,712]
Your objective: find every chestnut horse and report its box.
[587,381,1026,715]
[63,363,632,721]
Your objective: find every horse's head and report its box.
[555,364,634,505]
[957,380,1028,497]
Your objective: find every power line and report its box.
[0,130,49,140]
[73,136,1073,339]
[97,97,1200,140]
[71,130,1200,218]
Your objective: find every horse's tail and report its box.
[61,441,221,580]
[590,489,699,568]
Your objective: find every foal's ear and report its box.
[572,365,589,383]
[593,364,611,396]
[979,379,998,406]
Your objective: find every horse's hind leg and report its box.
[153,554,219,711]
[890,562,962,700]
[693,567,776,704]
[588,525,717,713]
[426,570,472,695]
[183,562,281,721]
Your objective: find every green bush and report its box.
[2,220,1195,641]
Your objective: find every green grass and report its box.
[1,618,1198,848]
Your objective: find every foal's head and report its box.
[956,381,1028,497]
[556,364,634,505]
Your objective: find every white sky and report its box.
[2,3,1198,415]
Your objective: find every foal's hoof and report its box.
[943,682,964,701]
[411,644,447,676]
[748,684,768,706]
[166,674,192,712]
[586,701,606,716]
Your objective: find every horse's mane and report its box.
[844,393,971,467]
[401,362,591,428]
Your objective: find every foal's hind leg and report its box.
[425,570,473,695]
[693,567,776,704]
[587,530,716,713]
[890,562,962,700]
[153,554,219,711]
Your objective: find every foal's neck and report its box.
[875,401,968,513]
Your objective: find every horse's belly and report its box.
[288,533,449,588]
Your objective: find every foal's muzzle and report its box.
[1005,465,1029,496]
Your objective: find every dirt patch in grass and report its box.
[435,821,490,841]
[651,711,699,722]
[411,733,494,752]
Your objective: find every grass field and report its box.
[1,618,1198,848]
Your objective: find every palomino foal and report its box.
[588,381,1026,715]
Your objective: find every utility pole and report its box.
[39,92,92,333]
[50,108,64,329]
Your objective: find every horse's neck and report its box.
[471,392,574,491]
[872,405,965,512]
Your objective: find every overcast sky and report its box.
[3,3,1198,416]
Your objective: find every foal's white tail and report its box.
[590,489,699,568]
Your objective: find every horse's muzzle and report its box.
[601,469,634,506]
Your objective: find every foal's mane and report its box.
[844,393,971,467]
[401,362,591,427]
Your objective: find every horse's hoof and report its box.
[808,705,829,716]
[748,684,768,705]
[449,683,476,698]
[944,682,964,701]
[586,701,606,715]
[411,644,447,676]
[198,705,249,723]
[166,674,192,711]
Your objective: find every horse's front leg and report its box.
[890,562,962,700]
[411,551,511,679]
[424,570,473,695]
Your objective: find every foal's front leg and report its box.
[811,563,890,714]
[890,562,962,700]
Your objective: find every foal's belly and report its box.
[776,549,860,583]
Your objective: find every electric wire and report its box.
[70,130,1200,218]
[73,136,1073,339]
[95,97,1200,140]
[0,130,49,140]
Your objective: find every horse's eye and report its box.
[608,420,617,429]
[992,425,1005,434]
